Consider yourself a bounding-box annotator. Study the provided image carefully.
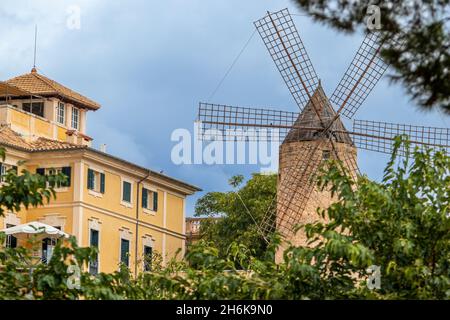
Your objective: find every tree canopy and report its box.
[194,173,277,260]
[0,141,448,299]
[293,0,450,114]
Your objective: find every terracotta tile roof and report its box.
[0,125,85,152]
[0,125,31,150]
[5,68,100,110]
[0,126,200,193]
[31,137,86,151]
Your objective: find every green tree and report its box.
[0,147,66,216]
[190,138,449,299]
[194,173,277,260]
[293,137,449,298]
[1,141,448,299]
[293,0,449,113]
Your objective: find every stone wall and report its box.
[275,139,357,263]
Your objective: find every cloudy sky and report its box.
[1,0,448,215]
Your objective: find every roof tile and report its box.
[5,70,100,110]
[0,126,85,151]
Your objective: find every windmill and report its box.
[197,8,449,261]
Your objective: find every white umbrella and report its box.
[0,221,69,240]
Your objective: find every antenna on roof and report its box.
[32,25,38,72]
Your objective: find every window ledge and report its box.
[88,189,103,198]
[143,208,156,216]
[120,201,133,209]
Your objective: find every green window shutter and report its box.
[100,173,106,193]
[36,168,45,175]
[123,181,131,202]
[120,239,130,267]
[61,166,71,187]
[153,191,158,211]
[142,188,148,208]
[87,169,94,190]
[90,229,99,247]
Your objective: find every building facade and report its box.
[0,68,200,274]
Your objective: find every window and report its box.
[87,169,105,194]
[37,167,71,188]
[71,107,79,129]
[47,168,63,188]
[0,164,5,181]
[56,102,65,125]
[5,224,17,249]
[122,181,132,203]
[41,238,57,264]
[143,245,153,272]
[142,188,158,212]
[0,163,17,183]
[22,102,44,117]
[322,150,331,160]
[120,239,130,267]
[89,229,99,275]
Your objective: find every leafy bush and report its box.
[0,140,448,300]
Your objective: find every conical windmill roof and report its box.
[283,84,354,145]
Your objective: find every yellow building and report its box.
[0,68,200,274]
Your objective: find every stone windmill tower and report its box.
[276,84,356,252]
[197,8,449,262]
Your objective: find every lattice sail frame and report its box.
[352,120,450,155]
[198,104,449,153]
[197,102,297,141]
[254,8,319,111]
[330,32,389,119]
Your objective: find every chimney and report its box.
[100,144,107,153]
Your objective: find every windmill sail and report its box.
[330,32,389,119]
[254,8,320,111]
[352,119,450,155]
[197,102,299,142]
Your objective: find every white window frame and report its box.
[143,244,153,272]
[142,187,158,214]
[71,106,80,130]
[45,167,69,192]
[0,164,9,183]
[5,223,17,248]
[88,228,100,274]
[42,165,70,192]
[88,219,102,273]
[56,102,66,125]
[119,229,132,270]
[142,235,154,272]
[88,169,104,197]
